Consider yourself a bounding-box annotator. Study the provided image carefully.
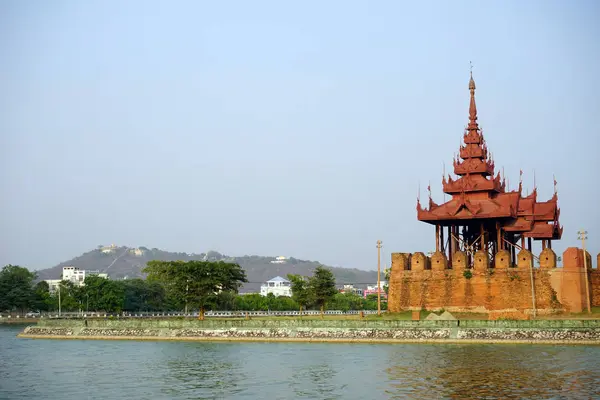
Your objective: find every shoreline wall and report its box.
[17,318,600,344]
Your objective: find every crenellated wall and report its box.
[388,247,598,315]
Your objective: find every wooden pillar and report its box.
[542,240,547,250]
[496,222,502,250]
[435,225,440,252]
[440,226,445,252]
[521,235,525,250]
[511,234,516,265]
[528,237,532,252]
[548,240,552,249]
[448,225,453,266]
[480,223,485,251]
[456,225,461,251]
[453,225,457,254]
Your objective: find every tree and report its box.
[32,281,52,312]
[308,266,337,318]
[384,266,391,295]
[78,276,126,313]
[97,280,125,312]
[0,265,37,313]
[287,274,311,315]
[143,260,247,320]
[214,291,237,311]
[50,280,82,312]
[328,292,365,312]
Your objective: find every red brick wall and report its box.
[388,248,599,314]
[387,267,563,313]
[591,271,600,307]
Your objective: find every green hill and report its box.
[35,246,381,293]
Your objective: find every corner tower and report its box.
[417,73,562,267]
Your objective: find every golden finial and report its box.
[469,61,476,90]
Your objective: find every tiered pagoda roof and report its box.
[417,73,562,240]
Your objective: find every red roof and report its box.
[416,75,562,241]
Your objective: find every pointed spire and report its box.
[468,63,478,128]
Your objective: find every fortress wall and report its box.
[590,271,600,307]
[387,267,560,314]
[388,247,595,314]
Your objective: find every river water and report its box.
[1,325,600,399]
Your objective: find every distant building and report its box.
[129,248,145,257]
[364,281,388,300]
[339,284,364,297]
[45,266,108,293]
[270,256,288,264]
[100,244,117,254]
[260,276,292,297]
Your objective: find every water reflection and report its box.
[385,345,600,399]
[2,326,600,400]
[290,362,338,399]
[154,343,246,398]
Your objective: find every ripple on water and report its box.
[2,327,600,399]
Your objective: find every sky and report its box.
[1,0,599,271]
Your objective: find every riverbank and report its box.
[16,318,600,344]
[0,318,38,325]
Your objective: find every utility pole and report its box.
[58,283,62,317]
[578,229,591,314]
[185,280,189,315]
[377,240,382,316]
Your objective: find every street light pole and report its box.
[58,283,62,317]
[577,230,591,314]
[185,280,189,315]
[377,240,382,316]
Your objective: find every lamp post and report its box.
[577,230,591,314]
[185,279,190,315]
[376,240,382,316]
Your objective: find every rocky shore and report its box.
[16,320,600,344]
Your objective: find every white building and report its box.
[270,256,288,264]
[340,284,364,296]
[364,280,388,299]
[45,266,108,293]
[129,248,145,256]
[260,276,292,297]
[100,244,117,254]
[366,280,387,292]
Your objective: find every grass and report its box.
[204,311,481,321]
[142,312,415,321]
[207,313,411,321]
[44,308,600,322]
[540,307,600,320]
[208,309,600,321]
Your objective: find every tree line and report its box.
[0,262,386,315]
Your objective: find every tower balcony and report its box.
[459,144,487,159]
[454,158,494,176]
[463,129,483,144]
[443,173,503,194]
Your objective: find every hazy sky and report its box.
[1,0,599,271]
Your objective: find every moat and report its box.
[3,325,600,399]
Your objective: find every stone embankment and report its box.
[16,319,600,344]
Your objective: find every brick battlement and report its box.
[388,247,597,314]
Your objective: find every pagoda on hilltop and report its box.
[417,72,563,267]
